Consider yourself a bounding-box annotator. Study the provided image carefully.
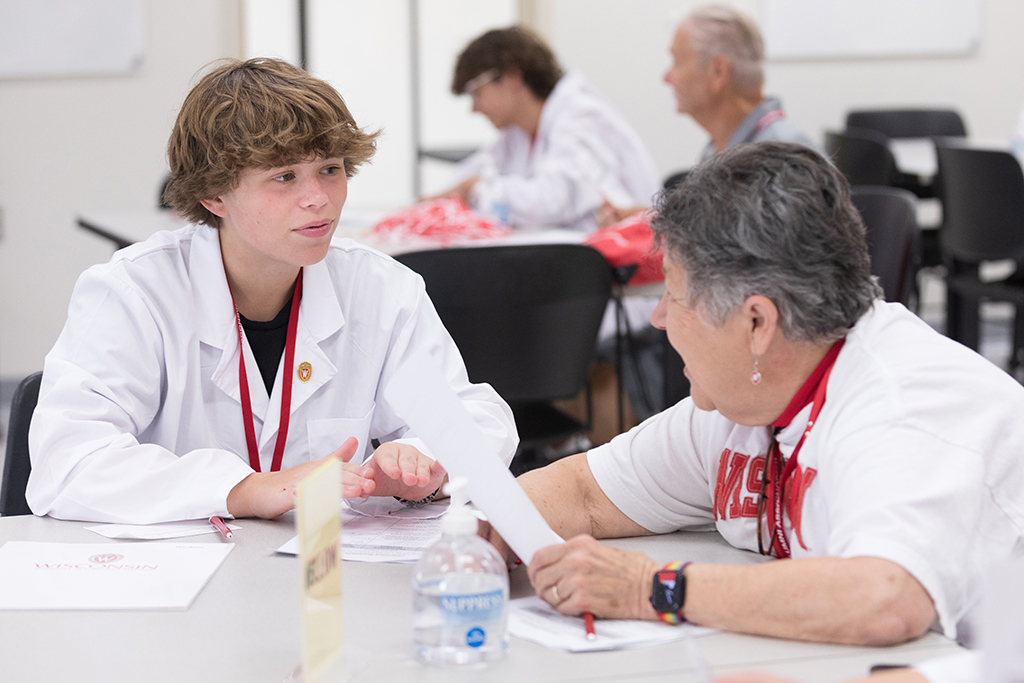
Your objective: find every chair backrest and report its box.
[1,372,42,516]
[846,109,967,139]
[824,129,898,187]
[850,187,920,306]
[395,244,612,404]
[663,169,690,191]
[935,146,1024,264]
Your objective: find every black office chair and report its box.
[846,109,967,140]
[935,146,1024,369]
[824,129,901,188]
[851,187,921,307]
[394,244,612,473]
[1,372,42,516]
[663,170,690,191]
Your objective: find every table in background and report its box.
[0,515,962,683]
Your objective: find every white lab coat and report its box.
[454,70,661,232]
[27,224,518,524]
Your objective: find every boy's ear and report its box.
[200,197,228,218]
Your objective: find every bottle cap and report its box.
[441,477,477,536]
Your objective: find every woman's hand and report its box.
[527,534,660,619]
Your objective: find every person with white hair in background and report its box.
[600,3,820,225]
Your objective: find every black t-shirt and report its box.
[239,300,292,395]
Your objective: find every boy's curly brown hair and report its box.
[164,58,378,227]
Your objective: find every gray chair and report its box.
[936,145,1024,369]
[845,109,967,139]
[1,372,42,516]
[395,244,612,474]
[825,129,900,188]
[851,186,921,307]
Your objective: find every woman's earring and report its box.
[751,357,762,385]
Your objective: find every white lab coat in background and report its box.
[453,70,661,232]
[27,224,518,524]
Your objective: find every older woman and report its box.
[505,142,1024,646]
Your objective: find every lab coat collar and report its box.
[190,225,346,453]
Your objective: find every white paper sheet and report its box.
[277,507,443,563]
[382,351,564,565]
[85,520,241,540]
[0,541,233,610]
[508,596,714,652]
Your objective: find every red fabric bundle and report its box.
[584,213,664,285]
[371,198,510,245]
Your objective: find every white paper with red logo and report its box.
[0,541,232,610]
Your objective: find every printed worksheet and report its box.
[276,505,442,563]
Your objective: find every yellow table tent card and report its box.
[296,458,343,681]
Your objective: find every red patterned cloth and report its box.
[583,213,664,285]
[371,198,511,245]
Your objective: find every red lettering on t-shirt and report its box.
[784,465,817,551]
[713,449,760,520]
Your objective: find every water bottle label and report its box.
[439,588,504,625]
[465,627,486,648]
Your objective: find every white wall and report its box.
[3,0,1024,381]
[306,0,515,210]
[0,0,240,379]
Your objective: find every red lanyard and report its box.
[231,269,303,473]
[761,339,844,558]
[745,109,786,142]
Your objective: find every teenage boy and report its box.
[28,58,518,523]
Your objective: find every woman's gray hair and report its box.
[652,142,882,343]
[687,4,765,97]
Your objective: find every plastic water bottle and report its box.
[412,478,509,664]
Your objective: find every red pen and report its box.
[209,516,233,539]
[584,612,596,641]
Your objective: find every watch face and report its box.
[651,568,683,613]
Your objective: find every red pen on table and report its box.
[584,612,596,641]
[209,516,233,539]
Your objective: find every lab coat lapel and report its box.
[192,226,271,422]
[256,258,342,451]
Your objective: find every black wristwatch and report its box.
[649,561,691,624]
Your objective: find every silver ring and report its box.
[551,585,561,603]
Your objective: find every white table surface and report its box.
[0,514,963,683]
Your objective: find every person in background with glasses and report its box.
[432,25,660,233]
[487,142,1024,646]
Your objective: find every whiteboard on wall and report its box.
[0,0,145,79]
[764,0,981,60]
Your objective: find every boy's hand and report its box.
[365,442,447,501]
[227,437,373,518]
